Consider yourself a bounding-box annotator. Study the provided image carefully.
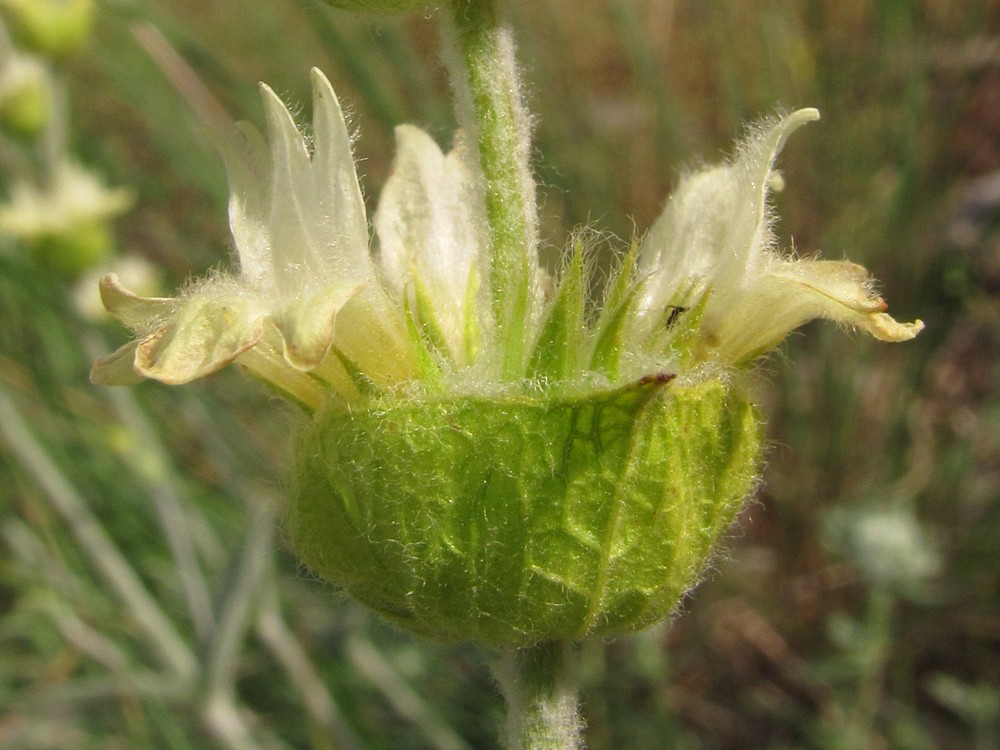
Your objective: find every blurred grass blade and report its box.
[0,388,198,681]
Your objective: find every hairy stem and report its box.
[495,641,583,750]
[445,0,538,378]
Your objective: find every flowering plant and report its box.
[91,2,921,746]
[92,64,921,642]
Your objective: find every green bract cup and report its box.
[289,377,761,646]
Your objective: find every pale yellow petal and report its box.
[272,282,365,371]
[260,82,323,294]
[333,288,419,385]
[375,125,484,360]
[99,273,176,331]
[310,69,369,268]
[134,294,264,384]
[859,313,925,342]
[703,258,923,362]
[767,260,887,314]
[767,259,923,340]
[637,109,821,322]
[216,121,273,285]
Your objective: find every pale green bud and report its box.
[0,53,50,136]
[0,162,132,278]
[27,220,112,277]
[0,0,94,59]
[290,377,760,645]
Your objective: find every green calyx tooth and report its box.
[589,241,640,379]
[288,375,761,646]
[527,239,587,382]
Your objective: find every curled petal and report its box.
[272,281,366,370]
[99,273,176,331]
[633,107,922,364]
[703,259,924,362]
[768,260,886,313]
[90,340,144,386]
[766,260,923,340]
[133,294,264,384]
[860,313,925,342]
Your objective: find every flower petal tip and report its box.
[310,67,336,97]
[793,107,821,123]
[863,314,925,343]
[99,272,175,330]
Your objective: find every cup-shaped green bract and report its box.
[289,376,761,646]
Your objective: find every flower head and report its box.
[93,70,421,404]
[93,69,922,645]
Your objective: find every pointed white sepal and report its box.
[636,109,922,364]
[375,125,486,363]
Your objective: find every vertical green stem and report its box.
[446,0,538,378]
[495,641,582,750]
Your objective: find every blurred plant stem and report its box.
[0,371,365,750]
[82,332,217,643]
[346,635,471,750]
[0,386,200,680]
[37,69,67,178]
[826,587,896,750]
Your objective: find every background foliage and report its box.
[1,1,998,748]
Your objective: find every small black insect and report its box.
[664,305,689,329]
[638,372,677,386]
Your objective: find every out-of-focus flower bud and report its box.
[0,0,94,60]
[0,162,133,278]
[0,52,50,136]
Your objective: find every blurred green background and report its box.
[1,1,999,748]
